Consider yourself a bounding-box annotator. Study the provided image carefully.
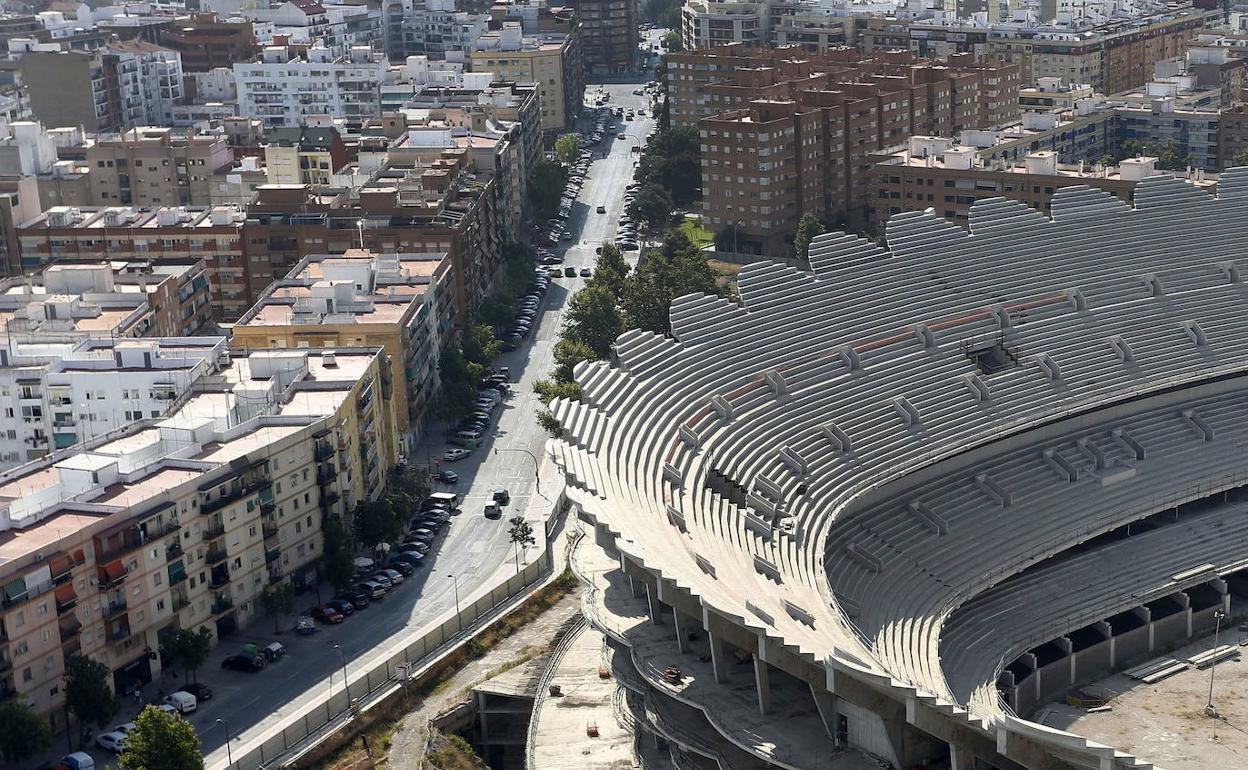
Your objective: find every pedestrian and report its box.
[133,686,142,706]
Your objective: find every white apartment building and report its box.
[234,44,387,126]
[385,0,490,61]
[109,41,185,128]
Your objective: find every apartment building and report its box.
[242,156,502,319]
[159,12,258,72]
[872,136,1217,228]
[469,23,584,135]
[264,126,349,187]
[234,44,387,127]
[21,43,184,133]
[568,0,637,75]
[85,128,235,208]
[0,174,41,275]
[1019,77,1095,113]
[384,0,491,61]
[232,249,455,451]
[680,46,1022,254]
[18,205,249,321]
[680,0,769,50]
[0,344,399,728]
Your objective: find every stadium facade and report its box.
[547,172,1248,770]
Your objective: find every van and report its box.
[56,753,96,770]
[163,690,197,714]
[451,430,480,447]
[355,580,386,599]
[427,491,460,508]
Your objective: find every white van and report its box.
[163,690,197,714]
[451,430,481,447]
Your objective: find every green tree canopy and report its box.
[159,627,213,684]
[793,213,827,264]
[461,324,501,367]
[622,230,724,335]
[528,161,568,221]
[321,514,355,590]
[1234,147,1248,168]
[627,183,675,234]
[663,29,683,51]
[591,243,630,301]
[353,498,402,549]
[0,698,52,764]
[65,654,119,731]
[119,705,203,770]
[554,134,580,165]
[636,126,700,205]
[563,285,624,359]
[552,338,597,383]
[534,378,582,406]
[259,583,296,634]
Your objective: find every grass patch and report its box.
[427,732,489,770]
[678,216,714,249]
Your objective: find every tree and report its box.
[536,409,564,438]
[627,183,675,234]
[534,377,582,405]
[386,463,431,511]
[528,161,568,221]
[158,627,213,685]
[477,297,514,331]
[1152,139,1189,171]
[663,29,683,52]
[554,134,580,165]
[1234,147,1248,168]
[119,705,203,770]
[507,515,537,572]
[636,126,700,206]
[65,654,119,731]
[622,230,725,335]
[793,213,826,265]
[353,498,401,550]
[0,698,51,765]
[552,338,598,384]
[461,324,501,367]
[563,284,624,359]
[321,515,355,591]
[591,243,630,300]
[259,583,296,634]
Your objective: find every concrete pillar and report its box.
[628,574,645,598]
[809,686,839,740]
[645,581,664,625]
[753,655,772,715]
[708,630,729,684]
[1096,620,1114,667]
[949,743,974,770]
[671,609,690,653]
[475,691,490,743]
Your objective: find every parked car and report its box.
[355,580,387,599]
[564,266,577,277]
[580,267,593,277]
[436,469,459,483]
[443,448,471,461]
[377,568,405,585]
[296,615,316,635]
[262,642,287,662]
[95,732,127,753]
[311,604,344,624]
[404,541,431,554]
[484,503,502,518]
[182,682,213,701]
[597,205,607,213]
[370,572,394,590]
[221,654,266,672]
[493,488,511,505]
[392,551,426,567]
[409,528,436,543]
[336,590,370,610]
[387,560,415,576]
[327,599,356,617]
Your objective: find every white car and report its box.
[96,731,128,753]
[443,448,471,462]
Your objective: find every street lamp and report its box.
[448,573,461,631]
[216,718,232,768]
[333,643,350,702]
[1205,608,1227,717]
[493,447,541,495]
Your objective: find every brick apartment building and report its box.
[86,127,235,207]
[672,45,1021,255]
[159,12,259,72]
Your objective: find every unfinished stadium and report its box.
[543,171,1248,770]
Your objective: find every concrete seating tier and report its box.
[940,498,1248,715]
[555,172,1248,753]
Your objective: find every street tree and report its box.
[321,515,356,590]
[622,230,724,335]
[119,705,203,770]
[554,134,580,165]
[354,498,401,549]
[1235,147,1248,167]
[552,338,598,383]
[663,29,683,51]
[1152,139,1189,171]
[259,583,296,634]
[159,627,213,684]
[507,515,537,572]
[461,324,501,367]
[534,378,582,406]
[591,243,630,300]
[0,698,52,765]
[627,183,674,234]
[528,161,567,221]
[536,409,564,439]
[636,126,700,205]
[563,284,624,359]
[793,213,826,265]
[64,654,119,731]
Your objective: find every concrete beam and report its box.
[672,609,690,654]
[644,581,664,625]
[708,630,729,684]
[754,655,772,715]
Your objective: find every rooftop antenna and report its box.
[356,218,365,250]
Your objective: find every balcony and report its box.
[201,476,272,515]
[172,593,189,612]
[0,654,11,674]
[165,540,183,561]
[209,568,230,589]
[317,464,336,485]
[264,547,280,564]
[102,598,128,618]
[93,529,145,564]
[205,546,227,565]
[203,520,226,540]
[55,593,77,616]
[96,563,128,592]
[314,442,334,461]
[210,595,233,614]
[105,623,132,644]
[262,523,279,541]
[320,490,341,508]
[59,616,82,640]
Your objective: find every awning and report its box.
[55,584,76,604]
[2,579,25,602]
[98,561,126,583]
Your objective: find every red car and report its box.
[311,604,344,624]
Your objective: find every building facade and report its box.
[233,45,387,127]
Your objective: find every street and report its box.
[47,74,660,770]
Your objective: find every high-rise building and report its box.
[159,12,259,72]
[567,0,637,75]
[234,45,387,127]
[85,127,235,207]
[469,23,585,135]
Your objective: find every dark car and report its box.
[182,682,213,701]
[326,599,356,617]
[493,488,511,505]
[436,469,459,483]
[564,266,577,277]
[387,560,415,576]
[221,654,266,672]
[392,551,426,567]
[311,604,344,624]
[336,590,370,609]
[409,528,436,543]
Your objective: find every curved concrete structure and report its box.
[552,171,1248,770]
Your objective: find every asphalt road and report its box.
[53,76,661,770]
